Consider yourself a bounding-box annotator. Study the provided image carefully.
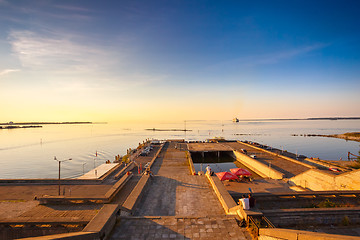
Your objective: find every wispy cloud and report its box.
[55,4,93,13]
[243,44,328,67]
[207,43,329,71]
[0,69,20,77]
[9,30,108,71]
[7,29,166,92]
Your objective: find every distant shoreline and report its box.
[145,128,192,132]
[292,132,360,143]
[0,121,98,126]
[236,117,360,122]
[0,125,43,130]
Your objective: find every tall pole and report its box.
[58,161,61,195]
[54,157,72,196]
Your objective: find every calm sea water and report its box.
[0,120,359,179]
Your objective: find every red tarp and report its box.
[230,168,252,176]
[215,172,238,181]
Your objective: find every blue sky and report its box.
[0,0,359,122]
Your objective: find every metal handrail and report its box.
[247,216,275,239]
[262,216,275,228]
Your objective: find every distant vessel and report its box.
[232,118,239,122]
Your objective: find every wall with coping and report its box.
[20,204,120,240]
[186,150,196,175]
[114,162,135,179]
[238,141,315,169]
[104,173,133,202]
[233,151,284,179]
[122,175,150,215]
[263,207,360,227]
[289,169,360,191]
[259,228,360,240]
[206,174,238,215]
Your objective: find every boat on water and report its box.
[232,118,239,122]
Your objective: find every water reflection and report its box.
[0,120,359,179]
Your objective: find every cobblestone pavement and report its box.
[110,216,247,240]
[110,141,250,239]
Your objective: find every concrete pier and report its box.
[110,141,250,239]
[1,139,360,239]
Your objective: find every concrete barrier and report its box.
[122,175,151,215]
[114,162,135,180]
[104,173,133,202]
[120,144,163,215]
[289,168,360,191]
[233,151,284,179]
[82,204,120,240]
[259,228,360,240]
[206,174,237,215]
[186,151,196,175]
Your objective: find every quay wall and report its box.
[206,174,238,215]
[263,207,360,227]
[259,228,360,240]
[186,151,196,175]
[237,141,315,169]
[289,169,360,191]
[233,151,284,179]
[122,175,151,215]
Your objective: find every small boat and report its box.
[232,118,239,122]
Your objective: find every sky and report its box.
[0,0,359,123]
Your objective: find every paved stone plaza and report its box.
[110,142,250,239]
[110,216,247,240]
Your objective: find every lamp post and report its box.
[54,156,72,196]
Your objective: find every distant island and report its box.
[0,121,93,126]
[145,128,192,132]
[235,117,360,122]
[292,132,360,142]
[0,125,43,130]
[0,121,97,130]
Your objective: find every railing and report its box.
[248,216,275,239]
